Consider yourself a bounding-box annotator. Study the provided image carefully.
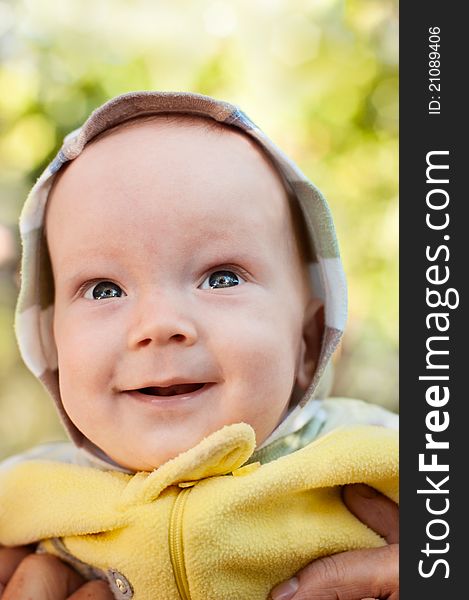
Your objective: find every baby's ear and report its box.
[296,298,324,391]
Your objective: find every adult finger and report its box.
[67,580,114,600]
[1,553,85,600]
[0,546,35,590]
[270,543,399,600]
[342,483,399,544]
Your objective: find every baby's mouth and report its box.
[137,383,206,397]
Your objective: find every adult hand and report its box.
[270,483,399,600]
[0,546,113,600]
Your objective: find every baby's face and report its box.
[46,118,320,471]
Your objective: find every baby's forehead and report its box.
[50,116,287,218]
[89,114,288,194]
[48,114,312,265]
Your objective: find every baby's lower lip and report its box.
[126,383,214,404]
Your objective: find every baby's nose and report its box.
[127,293,198,349]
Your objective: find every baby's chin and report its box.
[105,442,193,472]
[100,436,220,472]
[99,421,273,473]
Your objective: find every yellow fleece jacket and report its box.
[0,423,398,600]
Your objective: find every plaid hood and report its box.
[15,91,347,468]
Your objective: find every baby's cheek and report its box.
[236,352,294,428]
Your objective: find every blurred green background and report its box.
[0,0,398,461]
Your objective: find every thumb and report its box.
[270,544,399,600]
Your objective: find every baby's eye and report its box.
[200,270,245,290]
[84,281,125,300]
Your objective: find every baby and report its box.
[0,92,398,599]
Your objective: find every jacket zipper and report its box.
[169,486,193,600]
